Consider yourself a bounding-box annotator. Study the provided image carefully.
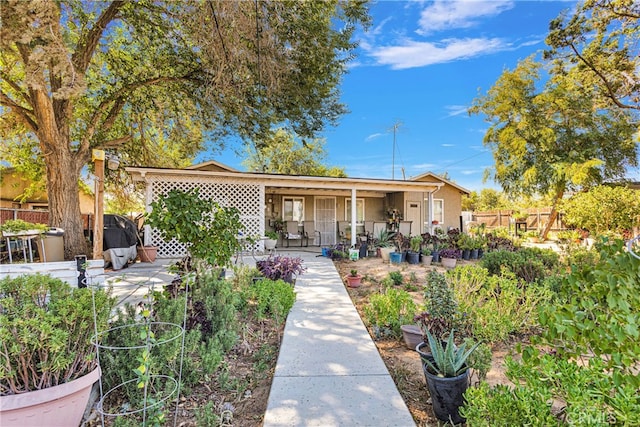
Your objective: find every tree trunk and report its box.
[541,188,565,240]
[44,145,89,260]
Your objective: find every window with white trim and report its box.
[425,198,444,228]
[345,199,365,225]
[283,197,304,224]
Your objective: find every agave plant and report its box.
[423,330,480,378]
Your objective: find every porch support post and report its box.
[428,191,434,234]
[144,179,153,246]
[351,188,357,247]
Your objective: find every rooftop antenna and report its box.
[388,121,402,179]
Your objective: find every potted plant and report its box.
[264,230,279,251]
[524,230,541,243]
[457,234,473,260]
[422,330,480,424]
[345,269,362,288]
[407,235,422,264]
[256,255,306,284]
[439,247,461,268]
[0,274,114,426]
[374,229,395,262]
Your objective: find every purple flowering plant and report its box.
[256,255,306,281]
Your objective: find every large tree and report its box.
[545,0,639,111]
[0,0,369,258]
[471,56,638,238]
[242,128,347,177]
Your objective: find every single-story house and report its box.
[126,161,470,258]
[0,167,94,214]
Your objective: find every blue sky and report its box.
[203,0,635,192]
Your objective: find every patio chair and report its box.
[283,221,307,247]
[337,221,351,243]
[398,220,412,236]
[303,221,321,246]
[372,221,388,239]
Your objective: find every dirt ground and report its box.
[334,256,515,427]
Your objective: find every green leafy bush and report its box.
[249,278,296,326]
[447,265,552,342]
[0,274,114,394]
[387,270,404,286]
[480,247,558,284]
[364,288,417,338]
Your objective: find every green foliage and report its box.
[194,402,221,426]
[561,185,640,236]
[461,381,557,426]
[538,238,640,376]
[0,274,114,394]
[387,271,404,286]
[248,279,296,326]
[447,265,553,343]
[145,188,243,268]
[364,288,417,339]
[0,219,48,234]
[462,188,506,212]
[423,330,480,378]
[463,337,492,382]
[480,247,558,284]
[423,270,458,321]
[243,129,346,176]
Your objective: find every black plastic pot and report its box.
[406,251,420,264]
[423,363,469,424]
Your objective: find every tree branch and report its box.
[0,91,37,132]
[99,135,133,149]
[71,1,124,74]
[0,71,32,106]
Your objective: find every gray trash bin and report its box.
[38,227,65,262]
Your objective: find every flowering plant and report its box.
[256,255,306,281]
[439,248,462,260]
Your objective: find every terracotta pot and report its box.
[345,275,362,288]
[0,366,100,427]
[137,246,157,263]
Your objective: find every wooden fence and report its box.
[0,208,93,230]
[471,208,567,233]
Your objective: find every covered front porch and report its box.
[127,166,442,258]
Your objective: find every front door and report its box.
[315,197,336,245]
[405,200,422,234]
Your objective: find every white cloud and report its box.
[365,132,385,141]
[441,143,455,147]
[444,105,469,117]
[417,0,515,34]
[371,37,509,69]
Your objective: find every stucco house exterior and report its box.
[126,161,470,258]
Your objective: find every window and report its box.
[283,197,304,224]
[425,198,444,228]
[345,199,365,225]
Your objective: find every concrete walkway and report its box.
[263,251,415,427]
[103,250,415,426]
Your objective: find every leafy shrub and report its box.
[249,279,296,326]
[447,266,552,342]
[0,274,114,394]
[480,247,557,284]
[256,255,306,281]
[461,381,557,426]
[463,337,492,382]
[388,271,404,286]
[364,288,417,338]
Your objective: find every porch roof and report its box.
[127,166,444,195]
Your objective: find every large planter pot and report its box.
[0,366,101,427]
[421,254,433,266]
[406,251,420,264]
[431,251,440,263]
[264,238,277,251]
[441,257,457,269]
[400,325,422,350]
[390,252,403,264]
[137,246,157,263]
[462,249,471,260]
[379,247,394,262]
[470,248,479,260]
[423,363,469,424]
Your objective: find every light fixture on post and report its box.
[106,155,120,171]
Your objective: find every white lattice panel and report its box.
[146,175,265,258]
